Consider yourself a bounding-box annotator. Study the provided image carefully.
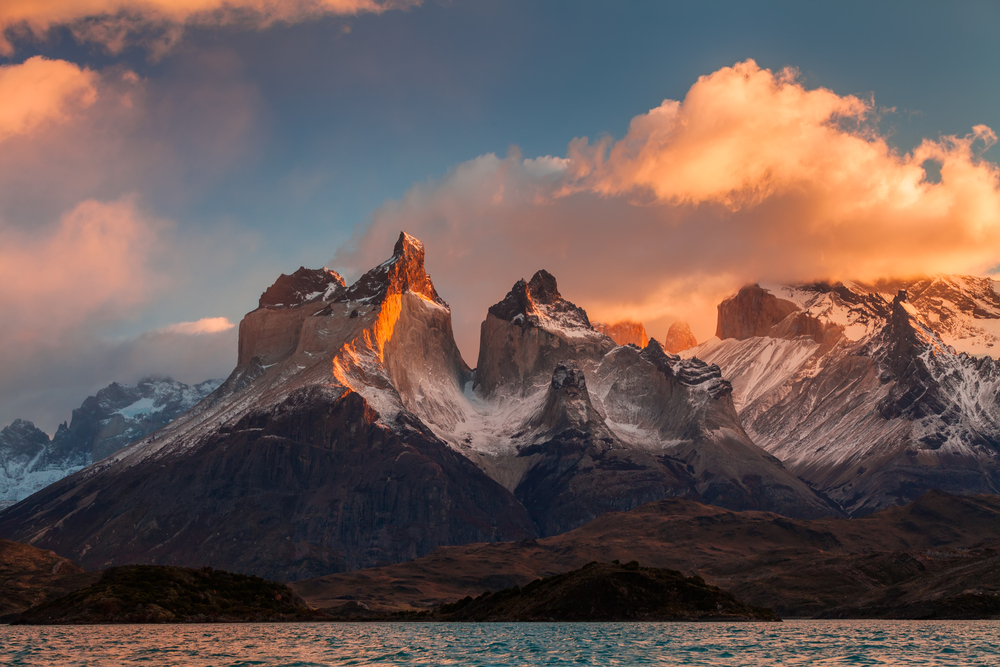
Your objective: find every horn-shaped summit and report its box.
[336,232,444,306]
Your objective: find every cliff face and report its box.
[715,285,801,341]
[238,267,345,366]
[475,271,615,399]
[464,273,839,527]
[593,320,649,348]
[0,236,844,581]
[512,360,697,535]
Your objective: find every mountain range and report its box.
[0,234,997,583]
[686,278,1000,514]
[0,378,220,509]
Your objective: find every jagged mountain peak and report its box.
[487,269,563,317]
[487,270,596,335]
[640,339,732,399]
[336,231,445,307]
[0,420,49,457]
[753,276,1000,353]
[1,236,848,583]
[527,269,561,304]
[259,266,346,309]
[238,231,455,368]
[527,362,610,438]
[688,273,1000,515]
[0,377,221,508]
[3,419,43,435]
[477,270,613,399]
[393,230,423,256]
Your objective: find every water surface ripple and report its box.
[1,620,997,666]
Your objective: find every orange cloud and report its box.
[567,61,874,208]
[160,316,235,334]
[338,60,1000,358]
[0,0,420,55]
[0,56,98,141]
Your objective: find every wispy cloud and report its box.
[0,0,420,56]
[159,316,235,334]
[337,60,1000,356]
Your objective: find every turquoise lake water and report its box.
[1,620,997,666]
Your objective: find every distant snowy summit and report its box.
[0,377,221,508]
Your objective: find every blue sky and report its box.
[1,0,999,430]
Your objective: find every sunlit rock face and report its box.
[663,320,697,354]
[687,277,1000,515]
[593,320,649,348]
[715,284,801,340]
[238,268,345,366]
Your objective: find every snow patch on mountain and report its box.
[685,336,820,412]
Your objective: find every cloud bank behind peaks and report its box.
[338,60,1000,357]
[0,0,420,55]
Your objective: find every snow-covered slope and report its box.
[0,377,221,508]
[685,278,1000,515]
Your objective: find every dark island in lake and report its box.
[435,561,780,622]
[13,564,320,624]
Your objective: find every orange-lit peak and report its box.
[594,320,649,348]
[663,321,697,354]
[336,231,446,307]
[393,231,424,258]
